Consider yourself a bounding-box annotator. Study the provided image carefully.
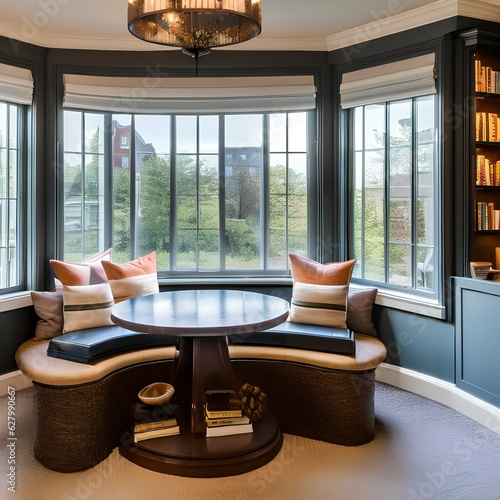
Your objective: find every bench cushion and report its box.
[47,325,178,363]
[16,338,177,386]
[229,321,355,354]
[229,334,386,372]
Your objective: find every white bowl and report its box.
[138,382,175,405]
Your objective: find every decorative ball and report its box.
[238,383,267,421]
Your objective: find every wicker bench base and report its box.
[233,360,375,446]
[33,360,173,472]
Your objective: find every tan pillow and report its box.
[288,254,356,328]
[31,290,64,339]
[101,251,159,303]
[50,248,112,286]
[62,282,115,333]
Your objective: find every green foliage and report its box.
[225,219,259,260]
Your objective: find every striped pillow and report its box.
[101,251,159,303]
[288,254,356,328]
[62,282,115,333]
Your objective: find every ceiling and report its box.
[0,0,445,52]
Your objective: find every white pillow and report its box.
[62,282,115,333]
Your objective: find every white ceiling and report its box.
[0,0,499,52]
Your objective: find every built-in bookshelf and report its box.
[461,30,500,269]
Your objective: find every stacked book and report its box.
[476,154,500,186]
[133,402,180,443]
[205,389,253,437]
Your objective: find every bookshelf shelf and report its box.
[474,230,500,235]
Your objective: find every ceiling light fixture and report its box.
[127,0,262,58]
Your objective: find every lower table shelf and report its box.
[119,412,283,477]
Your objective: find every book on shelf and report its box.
[132,402,180,441]
[205,414,250,427]
[470,261,500,281]
[475,111,500,142]
[205,389,243,419]
[205,421,253,437]
[133,424,180,442]
[204,389,253,437]
[476,202,499,230]
[476,156,500,186]
[488,113,498,142]
[133,401,179,433]
[475,59,500,94]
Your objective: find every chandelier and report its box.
[127,0,262,58]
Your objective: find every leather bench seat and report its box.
[229,321,355,354]
[46,325,178,363]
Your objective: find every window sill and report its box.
[369,287,445,319]
[0,291,33,313]
[158,277,293,287]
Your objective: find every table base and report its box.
[119,412,283,477]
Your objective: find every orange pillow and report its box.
[50,248,112,286]
[101,251,159,303]
[288,254,356,329]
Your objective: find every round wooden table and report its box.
[111,289,290,477]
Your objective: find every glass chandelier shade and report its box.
[128,0,262,55]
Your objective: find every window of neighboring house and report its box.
[62,110,310,277]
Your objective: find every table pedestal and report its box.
[119,335,283,477]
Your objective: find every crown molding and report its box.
[326,0,500,52]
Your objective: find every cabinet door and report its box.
[455,278,500,406]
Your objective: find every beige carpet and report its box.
[1,383,500,500]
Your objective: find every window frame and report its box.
[59,109,316,281]
[0,101,27,294]
[344,92,444,318]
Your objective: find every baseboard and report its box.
[0,370,32,396]
[376,363,500,436]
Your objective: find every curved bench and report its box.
[15,334,386,472]
[16,339,178,472]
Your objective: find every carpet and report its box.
[1,382,499,500]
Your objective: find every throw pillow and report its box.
[288,254,356,328]
[101,251,159,303]
[31,290,64,339]
[62,282,115,333]
[346,288,378,336]
[50,248,112,286]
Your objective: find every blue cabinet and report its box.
[454,277,500,407]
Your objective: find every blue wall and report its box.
[374,306,455,383]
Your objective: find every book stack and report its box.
[475,112,500,142]
[133,402,180,443]
[475,59,500,94]
[205,389,253,437]
[476,202,500,231]
[476,155,500,186]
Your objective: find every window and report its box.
[340,53,441,309]
[0,101,24,291]
[349,95,438,295]
[62,111,310,277]
[0,63,32,294]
